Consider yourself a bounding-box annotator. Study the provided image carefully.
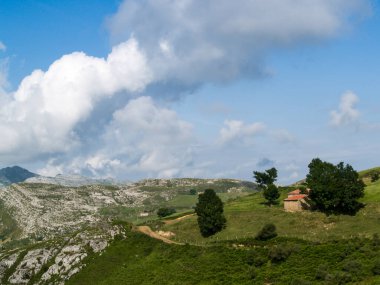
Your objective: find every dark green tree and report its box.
[253,167,278,189]
[371,172,380,183]
[263,184,280,205]
[306,158,365,215]
[254,167,279,205]
[157,207,176,218]
[195,189,226,237]
[189,188,197,195]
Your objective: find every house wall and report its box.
[284,200,303,212]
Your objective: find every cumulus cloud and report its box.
[0,41,6,52]
[0,0,371,179]
[219,120,266,145]
[330,91,360,127]
[39,96,195,178]
[108,0,369,86]
[0,39,152,162]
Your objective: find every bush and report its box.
[315,264,329,280]
[342,260,362,276]
[248,266,257,280]
[189,189,197,195]
[373,233,380,248]
[256,223,277,241]
[372,260,380,275]
[268,245,292,263]
[371,172,380,183]
[157,207,176,218]
[246,251,268,267]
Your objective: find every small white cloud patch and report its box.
[330,91,360,127]
[219,120,266,145]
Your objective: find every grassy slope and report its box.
[67,226,380,285]
[162,182,380,245]
[66,175,380,284]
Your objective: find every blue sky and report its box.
[0,0,379,183]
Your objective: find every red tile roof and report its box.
[284,194,308,201]
[288,189,301,195]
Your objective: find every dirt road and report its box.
[136,226,183,245]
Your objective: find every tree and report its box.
[157,207,176,218]
[263,184,280,205]
[371,172,380,183]
[189,188,197,195]
[195,189,226,237]
[306,158,365,215]
[253,167,279,205]
[253,167,277,189]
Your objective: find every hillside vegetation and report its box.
[67,224,380,285]
[158,181,380,245]
[1,167,380,284]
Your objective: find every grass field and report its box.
[160,182,380,245]
[66,170,380,284]
[67,224,380,285]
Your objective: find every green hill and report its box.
[359,166,380,178]
[66,169,380,284]
[1,169,380,284]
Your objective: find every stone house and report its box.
[284,189,310,212]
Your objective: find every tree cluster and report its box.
[157,207,176,218]
[306,158,365,215]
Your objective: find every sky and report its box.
[0,0,379,184]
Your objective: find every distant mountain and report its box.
[25,173,120,187]
[0,166,38,186]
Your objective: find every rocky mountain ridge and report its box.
[0,167,256,284]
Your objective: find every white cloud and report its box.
[219,120,266,145]
[330,91,360,127]
[44,96,195,179]
[0,38,153,161]
[0,41,6,52]
[108,0,369,85]
[101,96,194,177]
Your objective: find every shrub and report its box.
[315,264,329,280]
[373,233,380,248]
[342,260,362,276]
[248,266,257,280]
[371,172,380,183]
[372,260,380,275]
[256,223,277,241]
[268,245,292,263]
[246,251,268,267]
[157,207,176,218]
